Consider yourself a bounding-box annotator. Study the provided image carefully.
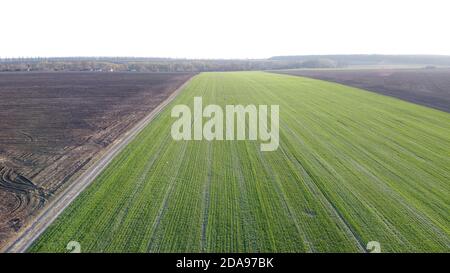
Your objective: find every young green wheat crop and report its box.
[30,72,450,252]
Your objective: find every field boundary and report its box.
[2,75,195,253]
[269,69,450,113]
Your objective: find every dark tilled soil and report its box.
[273,68,450,113]
[0,72,193,248]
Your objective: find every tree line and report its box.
[0,57,340,72]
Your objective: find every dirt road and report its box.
[2,76,194,253]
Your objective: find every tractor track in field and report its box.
[0,167,47,216]
[2,76,194,253]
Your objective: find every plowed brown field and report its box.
[0,72,193,248]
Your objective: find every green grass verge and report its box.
[29,72,450,252]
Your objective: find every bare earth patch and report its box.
[272,68,450,113]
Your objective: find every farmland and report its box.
[273,68,450,113]
[0,72,193,248]
[29,72,449,252]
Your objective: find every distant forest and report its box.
[1,55,449,72]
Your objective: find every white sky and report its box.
[1,0,449,59]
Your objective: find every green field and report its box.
[30,72,450,252]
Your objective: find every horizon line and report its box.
[2,53,450,61]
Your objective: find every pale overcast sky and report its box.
[1,0,449,59]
